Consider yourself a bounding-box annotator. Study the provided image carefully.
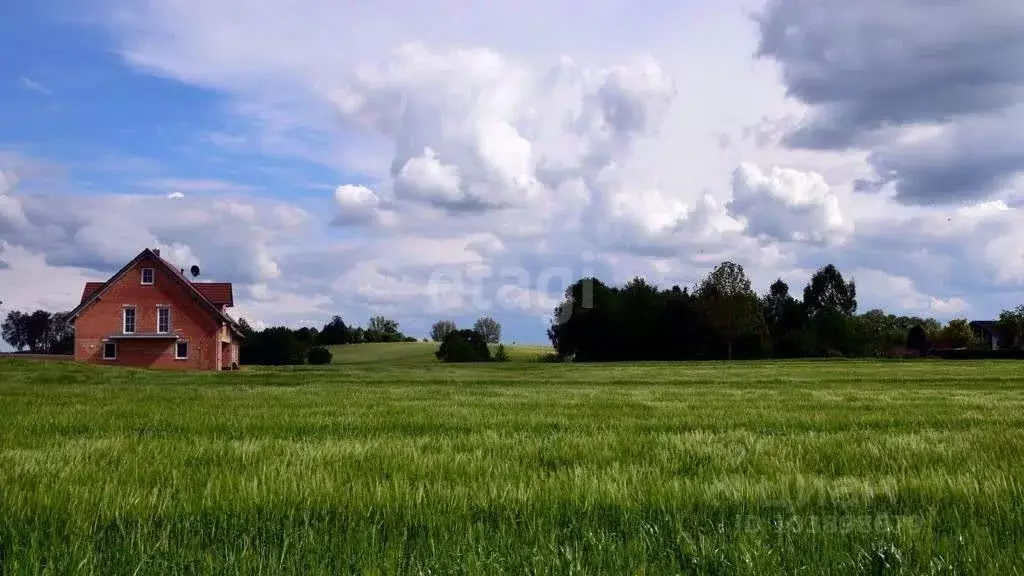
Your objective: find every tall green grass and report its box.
[1,358,1023,574]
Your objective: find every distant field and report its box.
[1,358,1023,574]
[326,341,553,364]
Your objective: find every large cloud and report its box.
[330,44,675,228]
[756,0,1024,203]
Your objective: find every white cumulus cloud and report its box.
[729,163,852,245]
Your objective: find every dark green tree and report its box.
[996,305,1024,349]
[937,318,975,349]
[695,261,766,360]
[2,310,28,351]
[803,265,857,354]
[318,315,349,345]
[803,264,857,317]
[44,311,74,354]
[760,279,809,358]
[436,329,491,362]
[906,325,930,355]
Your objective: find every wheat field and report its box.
[1,357,1023,574]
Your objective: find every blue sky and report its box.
[2,0,1024,345]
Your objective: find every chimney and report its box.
[153,249,161,257]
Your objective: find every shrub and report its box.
[493,344,509,362]
[436,329,491,363]
[307,346,333,365]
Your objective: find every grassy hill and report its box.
[326,342,554,364]
[326,342,438,365]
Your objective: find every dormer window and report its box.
[141,268,154,285]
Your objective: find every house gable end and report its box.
[75,254,222,335]
[71,249,240,337]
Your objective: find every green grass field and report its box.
[1,355,1023,574]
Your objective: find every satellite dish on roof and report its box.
[190,265,201,278]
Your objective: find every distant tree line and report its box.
[237,314,419,366]
[547,261,1023,362]
[1,310,74,354]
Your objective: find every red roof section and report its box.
[191,282,234,307]
[81,282,105,304]
[78,279,232,307]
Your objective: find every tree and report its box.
[236,317,256,337]
[2,310,28,351]
[803,264,857,317]
[294,326,319,347]
[22,310,52,352]
[319,315,349,346]
[938,318,975,348]
[44,311,74,354]
[365,315,401,343]
[430,320,458,343]
[803,265,857,354]
[472,316,501,344]
[906,325,930,355]
[3,309,73,354]
[249,326,308,365]
[547,277,619,361]
[436,329,491,362]
[996,305,1024,349]
[695,261,765,360]
[855,309,902,356]
[493,344,509,362]
[761,279,793,328]
[760,279,808,358]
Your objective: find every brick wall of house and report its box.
[74,253,223,370]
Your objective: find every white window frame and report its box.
[141,268,154,285]
[102,341,117,360]
[175,340,189,360]
[157,306,170,334]
[123,306,136,334]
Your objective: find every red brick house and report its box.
[69,248,245,371]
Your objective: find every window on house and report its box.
[141,268,154,285]
[123,307,136,334]
[102,341,117,360]
[175,340,189,360]
[157,307,170,333]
